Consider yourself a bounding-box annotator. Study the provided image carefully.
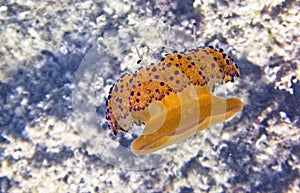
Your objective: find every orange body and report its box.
[106,46,243,155]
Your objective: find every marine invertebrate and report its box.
[106,46,243,155]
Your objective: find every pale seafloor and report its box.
[0,0,299,193]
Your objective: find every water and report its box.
[0,0,299,192]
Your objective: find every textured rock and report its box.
[0,0,299,192]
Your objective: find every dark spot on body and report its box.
[114,86,118,92]
[202,49,209,55]
[226,59,230,65]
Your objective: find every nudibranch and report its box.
[106,46,243,155]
